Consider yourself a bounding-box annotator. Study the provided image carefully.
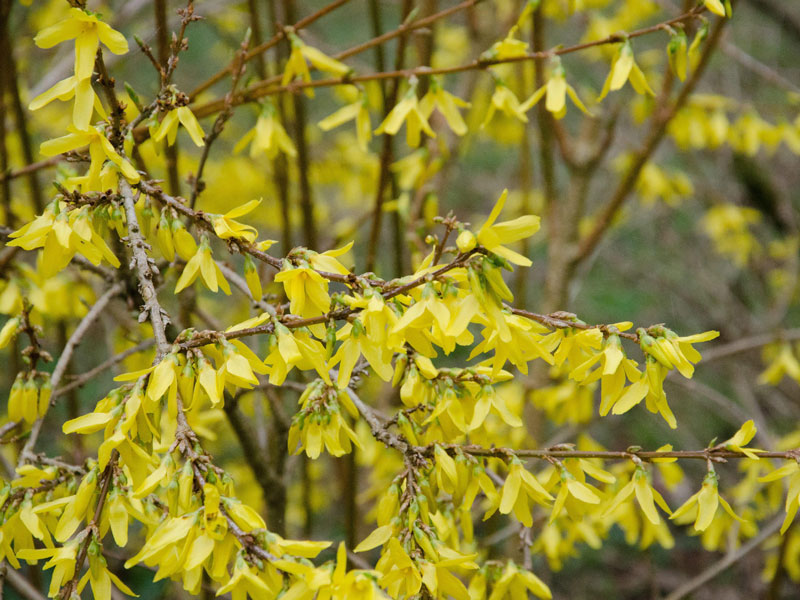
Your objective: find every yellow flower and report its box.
[174,236,232,295]
[29,75,106,130]
[525,58,591,119]
[668,30,689,82]
[670,467,744,532]
[34,8,128,81]
[40,125,139,189]
[375,83,436,148]
[483,27,529,60]
[597,40,654,101]
[274,264,330,317]
[419,77,471,136]
[704,0,729,18]
[492,459,553,527]
[318,91,372,151]
[485,562,552,600]
[234,102,297,159]
[17,541,80,597]
[482,82,531,127]
[476,189,541,267]
[8,201,121,277]
[604,465,672,525]
[211,199,260,242]
[152,106,206,147]
[282,33,349,97]
[758,342,800,385]
[721,420,763,459]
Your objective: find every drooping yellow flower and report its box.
[234,102,297,159]
[375,83,436,148]
[483,561,552,600]
[419,77,471,136]
[274,264,331,317]
[704,0,729,18]
[211,199,260,242]
[597,40,654,101]
[476,189,541,266]
[605,465,672,525]
[282,33,349,97]
[35,8,129,79]
[152,106,206,147]
[482,82,532,127]
[721,420,764,459]
[525,58,591,119]
[8,201,121,277]
[758,342,800,385]
[28,75,107,130]
[670,467,744,532]
[491,459,553,527]
[482,27,529,61]
[318,91,372,151]
[39,126,139,189]
[174,236,232,295]
[667,30,689,82]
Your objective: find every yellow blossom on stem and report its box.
[210,199,260,242]
[419,77,471,136]
[670,467,745,532]
[525,57,591,119]
[275,263,331,317]
[282,32,350,97]
[720,420,763,459]
[39,126,139,189]
[597,40,654,101]
[318,91,372,151]
[174,236,232,295]
[28,75,107,131]
[482,82,532,127]
[234,101,297,159]
[492,458,553,527]
[152,106,206,147]
[375,80,436,148]
[476,189,541,267]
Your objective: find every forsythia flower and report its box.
[476,189,540,267]
[375,82,436,148]
[492,459,553,527]
[210,199,260,242]
[39,126,139,189]
[8,201,121,277]
[526,57,591,119]
[235,102,297,159]
[758,342,800,385]
[174,236,232,295]
[419,77,471,136]
[282,33,350,97]
[29,75,106,131]
[721,420,763,459]
[670,467,744,532]
[152,106,206,147]
[33,8,128,129]
[597,40,654,101]
[482,82,532,126]
[704,0,730,18]
[318,91,372,151]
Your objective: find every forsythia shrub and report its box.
[0,0,799,598]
